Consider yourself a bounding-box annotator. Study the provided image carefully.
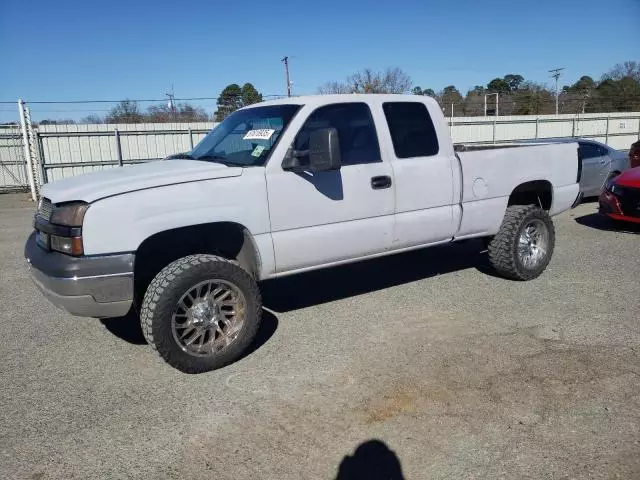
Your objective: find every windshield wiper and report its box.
[195,155,242,167]
[164,152,194,160]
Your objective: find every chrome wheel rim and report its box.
[517,219,549,270]
[171,279,246,357]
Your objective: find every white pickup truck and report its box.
[25,94,581,373]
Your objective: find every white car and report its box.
[25,94,581,373]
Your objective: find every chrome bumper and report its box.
[25,233,134,318]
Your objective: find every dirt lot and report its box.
[1,193,639,479]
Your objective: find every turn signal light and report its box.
[51,235,84,256]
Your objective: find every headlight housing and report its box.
[36,201,89,256]
[606,182,623,196]
[50,202,89,227]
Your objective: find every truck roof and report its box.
[242,93,440,109]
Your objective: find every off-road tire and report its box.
[141,254,262,373]
[488,205,555,280]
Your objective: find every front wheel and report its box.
[488,205,555,280]
[141,254,262,373]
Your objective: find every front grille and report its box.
[37,197,53,221]
[615,186,640,218]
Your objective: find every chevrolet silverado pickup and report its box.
[25,94,581,373]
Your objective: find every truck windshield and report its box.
[189,104,301,167]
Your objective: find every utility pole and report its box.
[549,68,565,115]
[281,56,292,97]
[166,84,176,121]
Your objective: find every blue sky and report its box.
[1,0,638,122]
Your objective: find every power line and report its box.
[0,94,287,105]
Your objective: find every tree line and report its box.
[319,61,640,116]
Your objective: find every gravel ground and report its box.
[0,193,639,480]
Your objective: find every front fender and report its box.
[82,173,270,255]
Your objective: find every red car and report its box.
[599,166,640,224]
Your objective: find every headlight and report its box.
[50,202,89,226]
[607,183,623,196]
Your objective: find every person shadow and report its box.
[335,440,405,480]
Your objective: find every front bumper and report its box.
[598,191,640,224]
[24,233,134,318]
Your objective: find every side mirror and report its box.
[308,128,341,172]
[282,127,342,172]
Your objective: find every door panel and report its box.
[379,101,457,249]
[266,101,395,274]
[390,157,456,247]
[267,164,394,272]
[579,143,611,195]
[581,155,610,195]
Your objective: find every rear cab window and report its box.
[382,102,439,158]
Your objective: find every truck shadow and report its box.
[575,213,640,233]
[99,309,279,359]
[261,239,490,313]
[100,240,488,352]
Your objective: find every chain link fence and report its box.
[0,125,29,193]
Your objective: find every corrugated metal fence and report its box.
[2,111,639,196]
[450,111,639,149]
[38,122,215,182]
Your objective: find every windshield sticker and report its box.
[251,145,266,157]
[243,129,275,140]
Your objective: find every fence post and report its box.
[535,116,539,139]
[492,116,497,144]
[605,116,610,145]
[188,128,194,150]
[114,129,123,166]
[36,131,48,184]
[18,99,37,201]
[571,116,576,137]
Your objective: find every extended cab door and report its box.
[265,102,395,274]
[578,142,612,195]
[377,100,458,249]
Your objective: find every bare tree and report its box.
[318,67,412,94]
[105,100,143,124]
[147,103,208,122]
[603,61,640,82]
[317,80,354,94]
[80,114,103,124]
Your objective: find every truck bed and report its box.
[453,142,580,239]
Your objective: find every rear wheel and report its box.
[141,254,262,373]
[488,205,555,280]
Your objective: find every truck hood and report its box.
[41,159,243,203]
[615,166,640,188]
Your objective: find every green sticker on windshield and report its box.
[251,145,266,157]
